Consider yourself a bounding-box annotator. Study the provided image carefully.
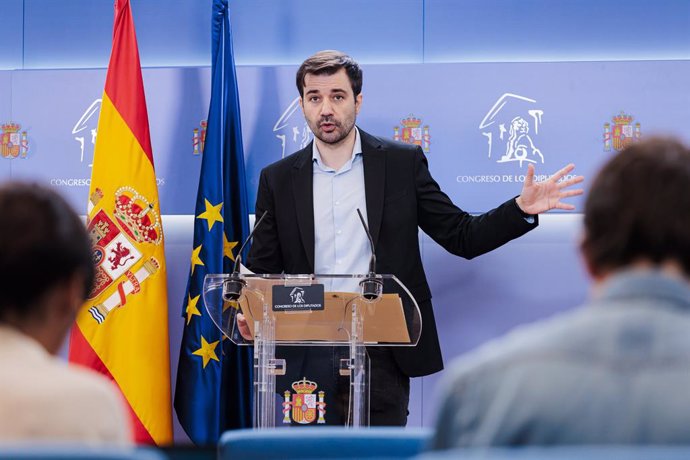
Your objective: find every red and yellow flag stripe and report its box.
[69,0,172,445]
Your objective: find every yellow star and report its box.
[190,244,204,275]
[223,233,239,261]
[185,294,201,325]
[192,335,220,368]
[196,199,224,231]
[223,300,239,313]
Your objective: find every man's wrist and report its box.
[515,196,533,217]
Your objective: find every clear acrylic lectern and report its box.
[203,273,421,429]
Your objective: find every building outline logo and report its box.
[274,97,312,159]
[72,99,102,168]
[289,287,305,304]
[479,93,545,168]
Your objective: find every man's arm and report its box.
[415,148,537,259]
[239,168,285,341]
[415,149,583,259]
[246,168,284,274]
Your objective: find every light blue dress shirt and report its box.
[312,128,370,292]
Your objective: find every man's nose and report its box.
[320,99,333,116]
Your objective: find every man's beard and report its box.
[311,116,355,146]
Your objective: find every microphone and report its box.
[222,211,269,302]
[356,208,383,301]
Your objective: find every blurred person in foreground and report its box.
[432,137,690,447]
[0,183,131,445]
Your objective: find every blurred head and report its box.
[581,137,690,279]
[0,183,94,351]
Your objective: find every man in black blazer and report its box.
[246,50,583,425]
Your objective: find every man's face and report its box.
[299,68,362,146]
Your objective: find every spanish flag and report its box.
[68,0,172,445]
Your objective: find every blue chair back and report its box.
[0,445,165,460]
[416,446,690,459]
[219,427,432,460]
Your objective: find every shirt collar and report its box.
[595,268,690,311]
[312,127,362,173]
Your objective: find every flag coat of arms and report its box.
[68,0,172,445]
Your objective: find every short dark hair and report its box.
[0,183,94,321]
[582,137,690,277]
[296,50,363,98]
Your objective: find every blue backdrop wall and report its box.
[1,0,688,442]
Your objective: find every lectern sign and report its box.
[272,285,325,311]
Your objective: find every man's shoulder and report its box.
[261,147,311,175]
[42,363,130,438]
[359,129,420,156]
[0,354,130,444]
[20,356,123,405]
[445,307,595,381]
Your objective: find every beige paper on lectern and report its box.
[238,281,411,344]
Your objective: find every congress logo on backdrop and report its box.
[1,122,29,159]
[49,99,165,190]
[394,114,431,153]
[274,97,312,158]
[603,111,641,152]
[479,93,545,168]
[282,377,326,425]
[192,120,207,155]
[72,99,102,168]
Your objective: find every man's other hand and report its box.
[237,312,253,341]
[516,163,584,215]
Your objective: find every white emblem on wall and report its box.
[72,99,101,168]
[479,93,544,168]
[273,97,312,158]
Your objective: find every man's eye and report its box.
[310,97,320,102]
[334,95,344,101]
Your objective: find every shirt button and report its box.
[336,260,341,265]
[335,201,340,206]
[337,230,342,235]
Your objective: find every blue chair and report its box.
[416,446,690,459]
[219,427,432,460]
[0,445,166,460]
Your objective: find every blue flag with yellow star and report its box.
[174,0,252,444]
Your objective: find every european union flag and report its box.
[174,0,253,444]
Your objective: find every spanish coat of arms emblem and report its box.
[394,114,430,153]
[282,377,326,425]
[604,112,641,152]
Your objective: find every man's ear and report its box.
[299,96,304,113]
[355,93,362,115]
[578,231,599,281]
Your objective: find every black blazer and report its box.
[247,129,538,377]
